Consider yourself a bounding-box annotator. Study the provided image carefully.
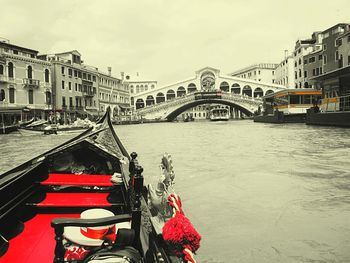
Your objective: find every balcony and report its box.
[23,78,40,89]
[82,90,95,97]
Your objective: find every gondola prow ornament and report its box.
[148,154,201,263]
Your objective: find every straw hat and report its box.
[64,209,131,246]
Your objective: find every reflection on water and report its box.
[1,121,350,262]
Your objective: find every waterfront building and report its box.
[230,63,279,84]
[0,38,52,124]
[124,73,157,107]
[98,68,130,118]
[293,32,323,88]
[337,29,350,67]
[39,50,99,123]
[275,51,295,88]
[321,23,350,73]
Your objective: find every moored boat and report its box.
[306,66,350,127]
[254,88,322,123]
[0,107,200,263]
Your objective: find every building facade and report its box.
[230,63,279,84]
[0,39,52,123]
[99,68,130,117]
[39,50,100,123]
[275,53,295,88]
[293,32,323,88]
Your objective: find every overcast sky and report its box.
[1,0,349,85]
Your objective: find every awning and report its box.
[0,106,31,114]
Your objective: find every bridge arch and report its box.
[156,92,165,103]
[231,83,241,94]
[242,85,252,97]
[164,99,253,121]
[220,81,230,92]
[166,89,176,100]
[253,87,263,98]
[177,86,186,97]
[136,98,145,109]
[187,83,197,93]
[146,95,155,106]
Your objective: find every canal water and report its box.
[1,120,350,263]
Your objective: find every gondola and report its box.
[0,107,200,263]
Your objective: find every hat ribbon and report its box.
[80,225,116,240]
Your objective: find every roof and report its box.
[0,41,38,54]
[309,65,350,81]
[263,88,321,99]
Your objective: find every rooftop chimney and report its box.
[108,67,112,76]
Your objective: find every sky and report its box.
[1,0,350,86]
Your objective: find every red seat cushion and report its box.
[37,193,112,207]
[1,214,79,263]
[41,173,113,187]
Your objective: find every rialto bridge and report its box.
[132,67,286,121]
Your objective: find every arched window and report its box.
[0,89,5,101]
[45,69,50,83]
[0,64,4,75]
[177,86,186,97]
[219,82,229,92]
[8,62,14,78]
[231,83,241,94]
[166,89,175,100]
[135,98,145,109]
[253,87,264,98]
[242,85,252,97]
[27,65,33,79]
[187,83,197,93]
[156,92,165,103]
[146,95,155,106]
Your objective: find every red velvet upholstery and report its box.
[41,173,113,187]
[1,214,79,263]
[37,193,112,207]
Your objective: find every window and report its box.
[61,66,65,75]
[304,71,307,78]
[323,55,327,65]
[0,64,3,75]
[8,62,14,78]
[9,87,15,103]
[82,73,86,79]
[75,83,78,91]
[299,69,301,77]
[68,68,72,76]
[313,69,316,76]
[87,74,91,81]
[27,65,33,79]
[68,82,72,90]
[92,76,96,82]
[78,84,82,91]
[0,89,5,101]
[299,58,301,65]
[62,96,66,107]
[336,38,342,46]
[44,69,50,83]
[69,97,73,106]
[74,70,78,77]
[323,44,327,51]
[46,91,51,105]
[289,95,300,104]
[78,71,82,78]
[318,54,323,60]
[294,62,297,67]
[62,80,65,89]
[335,51,339,61]
[316,68,320,75]
[304,60,307,65]
[309,57,315,63]
[28,90,33,104]
[295,71,297,79]
[272,71,275,75]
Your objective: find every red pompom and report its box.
[162,213,201,255]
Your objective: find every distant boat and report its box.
[210,107,229,121]
[183,115,194,122]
